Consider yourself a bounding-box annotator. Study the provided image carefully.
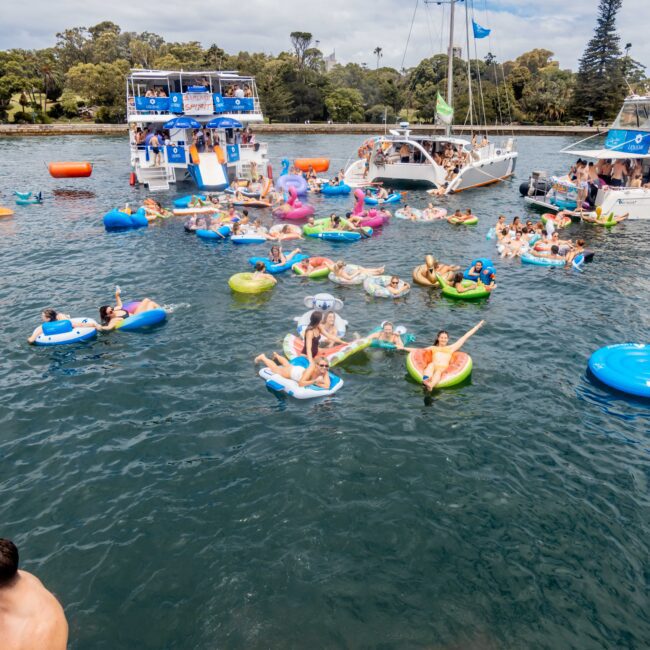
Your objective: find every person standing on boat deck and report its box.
[0,538,69,650]
[149,131,163,167]
[596,159,612,185]
[234,85,245,98]
[610,159,627,187]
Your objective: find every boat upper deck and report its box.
[126,69,263,124]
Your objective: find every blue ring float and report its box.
[589,344,650,398]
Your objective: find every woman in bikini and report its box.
[98,288,161,330]
[301,311,346,361]
[423,320,485,390]
[254,353,332,389]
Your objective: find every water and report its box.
[1,134,649,649]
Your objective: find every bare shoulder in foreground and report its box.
[0,539,68,650]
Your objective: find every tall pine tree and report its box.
[571,0,625,121]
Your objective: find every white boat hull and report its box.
[597,188,650,220]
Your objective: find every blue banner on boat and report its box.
[169,93,184,113]
[134,97,170,111]
[166,145,186,164]
[213,94,225,113]
[223,97,254,112]
[227,144,240,162]
[604,129,650,155]
[472,20,491,39]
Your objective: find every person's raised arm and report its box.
[449,320,485,353]
[114,288,123,309]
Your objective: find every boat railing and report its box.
[126,94,262,119]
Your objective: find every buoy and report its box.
[294,158,330,173]
[48,162,93,178]
[129,172,136,186]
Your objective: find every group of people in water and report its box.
[492,213,587,265]
[28,289,162,343]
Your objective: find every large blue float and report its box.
[589,344,650,398]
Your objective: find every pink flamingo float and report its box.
[352,188,390,229]
[273,186,315,220]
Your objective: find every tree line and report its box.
[0,3,645,126]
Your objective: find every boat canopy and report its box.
[562,148,650,160]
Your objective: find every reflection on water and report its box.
[0,134,649,648]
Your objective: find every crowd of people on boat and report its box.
[569,157,650,207]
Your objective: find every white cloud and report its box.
[0,0,647,73]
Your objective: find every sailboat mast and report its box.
[445,0,455,136]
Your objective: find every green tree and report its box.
[64,59,130,120]
[571,0,625,120]
[257,59,293,122]
[324,87,364,122]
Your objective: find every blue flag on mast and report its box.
[472,20,491,39]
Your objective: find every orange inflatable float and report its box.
[48,162,93,178]
[0,207,14,217]
[294,158,329,173]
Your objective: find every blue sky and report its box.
[1,0,647,73]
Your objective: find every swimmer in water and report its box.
[423,320,485,390]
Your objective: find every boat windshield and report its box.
[614,101,650,129]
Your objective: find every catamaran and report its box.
[343,0,517,192]
[521,93,650,220]
[126,69,269,191]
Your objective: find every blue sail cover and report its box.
[472,20,491,39]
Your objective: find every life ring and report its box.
[363,275,410,298]
[228,272,276,293]
[32,318,99,346]
[292,256,334,279]
[588,343,650,398]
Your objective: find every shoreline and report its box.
[0,123,606,137]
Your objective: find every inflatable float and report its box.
[294,158,329,173]
[303,217,372,241]
[259,355,343,399]
[521,252,565,267]
[31,318,99,346]
[463,258,495,283]
[320,182,351,196]
[364,191,401,205]
[412,256,440,287]
[363,275,410,298]
[447,214,478,225]
[351,189,389,228]
[283,333,371,367]
[196,226,231,240]
[541,212,571,229]
[231,232,268,245]
[249,253,308,274]
[174,194,208,208]
[303,293,344,312]
[14,191,42,205]
[292,257,334,279]
[0,207,14,217]
[103,207,149,230]
[436,273,490,301]
[268,223,302,240]
[228,272,276,293]
[394,208,423,220]
[588,343,650,398]
[328,264,368,286]
[406,348,473,388]
[276,159,308,195]
[108,301,167,331]
[368,324,415,350]
[273,186,314,220]
[294,310,347,337]
[48,161,93,178]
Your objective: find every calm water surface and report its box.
[0,134,649,649]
